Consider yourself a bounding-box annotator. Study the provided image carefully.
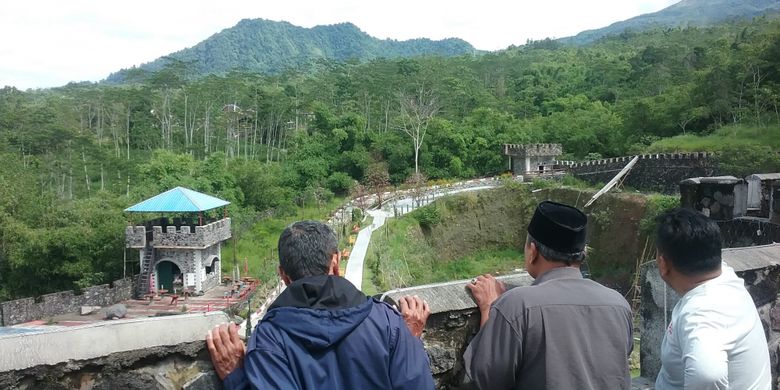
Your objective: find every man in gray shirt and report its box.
[464,201,633,389]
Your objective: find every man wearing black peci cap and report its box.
[463,201,633,389]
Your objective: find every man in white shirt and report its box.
[654,208,771,390]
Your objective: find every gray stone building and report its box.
[502,143,563,175]
[125,187,231,296]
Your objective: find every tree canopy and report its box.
[1,16,779,299]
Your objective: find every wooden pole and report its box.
[233,235,238,281]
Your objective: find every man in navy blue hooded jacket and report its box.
[207,220,434,389]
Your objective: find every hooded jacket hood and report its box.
[228,274,435,389]
[263,275,372,351]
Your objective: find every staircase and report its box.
[136,245,155,297]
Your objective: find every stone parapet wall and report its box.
[0,312,228,389]
[152,218,231,248]
[569,153,716,194]
[1,275,659,390]
[383,273,534,389]
[503,143,562,157]
[0,278,134,326]
[124,226,145,248]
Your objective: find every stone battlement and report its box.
[567,152,717,193]
[126,218,231,249]
[565,152,712,169]
[502,143,562,158]
[125,225,146,248]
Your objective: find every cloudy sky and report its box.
[0,0,680,90]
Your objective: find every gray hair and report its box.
[527,234,586,265]
[278,221,338,281]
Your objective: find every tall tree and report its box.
[398,87,439,174]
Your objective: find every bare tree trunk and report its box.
[183,93,188,149]
[88,104,96,139]
[96,104,103,147]
[82,149,90,195]
[265,121,272,164]
[126,106,131,160]
[252,105,259,160]
[273,116,282,162]
[204,103,212,155]
[751,65,766,127]
[398,87,439,175]
[363,91,371,132]
[414,144,420,174]
[384,100,390,132]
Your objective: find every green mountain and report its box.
[106,19,476,83]
[561,0,780,45]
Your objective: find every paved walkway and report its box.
[242,182,501,334]
[343,209,389,290]
[343,184,497,291]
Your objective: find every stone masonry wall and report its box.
[384,273,535,389]
[155,249,196,274]
[152,218,231,248]
[568,153,716,194]
[0,278,134,326]
[201,245,222,292]
[503,143,562,158]
[719,218,780,248]
[124,226,145,248]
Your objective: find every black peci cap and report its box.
[527,201,587,254]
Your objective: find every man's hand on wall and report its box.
[206,322,246,380]
[399,295,430,338]
[467,274,506,327]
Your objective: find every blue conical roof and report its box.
[125,187,230,212]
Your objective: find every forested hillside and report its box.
[562,0,780,45]
[106,19,476,83]
[1,17,779,299]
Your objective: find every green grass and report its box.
[430,248,524,281]
[646,124,780,152]
[364,211,523,294]
[222,197,346,284]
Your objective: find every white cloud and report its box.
[0,0,680,89]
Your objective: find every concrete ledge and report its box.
[722,243,780,272]
[0,311,229,372]
[381,272,534,314]
[632,376,654,389]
